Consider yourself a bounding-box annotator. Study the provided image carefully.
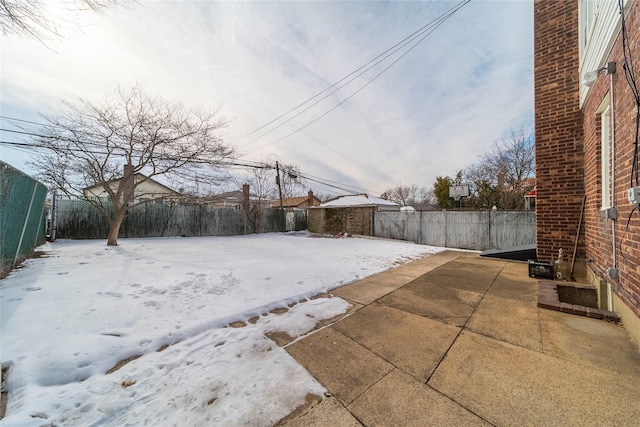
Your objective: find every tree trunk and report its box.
[107,210,126,246]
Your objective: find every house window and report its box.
[580,0,596,52]
[597,95,611,209]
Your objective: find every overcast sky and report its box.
[0,0,533,196]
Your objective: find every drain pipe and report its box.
[609,65,617,273]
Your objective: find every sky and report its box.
[0,0,534,197]
[0,233,443,425]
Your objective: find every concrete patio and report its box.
[281,250,640,426]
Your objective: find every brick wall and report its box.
[582,1,640,319]
[534,0,586,262]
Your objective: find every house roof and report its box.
[272,195,321,208]
[317,194,400,208]
[83,173,181,195]
[213,190,259,201]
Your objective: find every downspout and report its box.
[610,69,617,271]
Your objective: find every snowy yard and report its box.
[1,232,442,426]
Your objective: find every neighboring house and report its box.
[83,170,181,204]
[209,190,256,209]
[534,0,640,345]
[308,194,400,235]
[271,190,322,210]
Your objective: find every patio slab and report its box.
[332,303,460,381]
[348,369,489,427]
[466,293,543,351]
[285,327,394,406]
[428,330,640,426]
[377,280,482,326]
[485,261,538,303]
[278,397,361,427]
[283,252,640,427]
[539,308,640,377]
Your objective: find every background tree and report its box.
[278,163,306,198]
[463,163,499,209]
[1,0,121,41]
[435,127,535,210]
[470,127,535,209]
[29,84,233,245]
[381,184,429,207]
[240,167,277,233]
[433,175,456,209]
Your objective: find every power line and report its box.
[237,0,471,152]
[297,171,381,195]
[0,115,48,127]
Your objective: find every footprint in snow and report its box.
[144,300,160,310]
[98,292,122,298]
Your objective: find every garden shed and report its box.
[307,194,400,236]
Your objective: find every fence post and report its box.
[48,190,57,241]
[489,209,493,249]
[14,181,38,266]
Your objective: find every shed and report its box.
[308,194,400,236]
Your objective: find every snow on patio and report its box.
[1,232,442,426]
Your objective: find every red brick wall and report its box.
[534,0,586,262]
[582,1,640,318]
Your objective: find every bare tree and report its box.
[381,184,429,207]
[278,163,306,198]
[1,0,121,42]
[238,167,277,233]
[29,84,234,245]
[477,127,535,209]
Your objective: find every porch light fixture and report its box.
[582,62,616,87]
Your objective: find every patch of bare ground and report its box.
[265,331,296,347]
[0,251,53,280]
[1,365,8,420]
[274,393,323,426]
[106,355,142,375]
[229,321,247,328]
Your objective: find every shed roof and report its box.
[317,194,399,208]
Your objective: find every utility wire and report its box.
[237,0,471,151]
[296,171,381,195]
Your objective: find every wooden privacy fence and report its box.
[373,210,536,251]
[54,198,307,239]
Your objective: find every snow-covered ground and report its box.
[1,232,442,426]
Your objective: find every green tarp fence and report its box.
[0,161,48,275]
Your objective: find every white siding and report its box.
[579,0,635,107]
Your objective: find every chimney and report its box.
[123,164,135,202]
[308,190,314,207]
[242,184,250,211]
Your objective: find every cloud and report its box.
[0,0,533,196]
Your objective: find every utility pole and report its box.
[275,161,284,209]
[275,161,285,230]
